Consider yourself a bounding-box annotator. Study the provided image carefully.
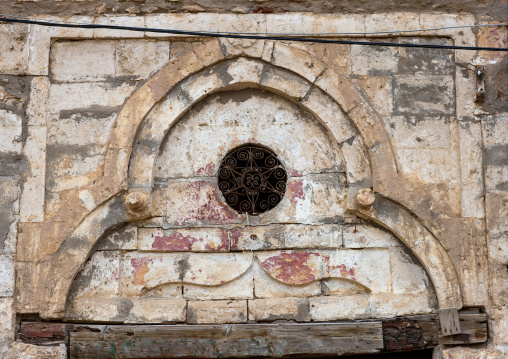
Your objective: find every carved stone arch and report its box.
[127,57,371,192]
[31,39,462,319]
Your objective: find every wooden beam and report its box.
[17,322,68,345]
[69,322,384,359]
[382,312,488,352]
[438,313,487,345]
[17,311,488,358]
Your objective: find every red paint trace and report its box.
[261,251,320,285]
[178,181,241,225]
[287,180,305,206]
[152,232,200,251]
[196,162,216,176]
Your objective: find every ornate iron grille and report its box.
[218,144,287,215]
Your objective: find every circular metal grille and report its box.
[218,144,287,215]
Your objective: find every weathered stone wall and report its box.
[0,11,506,359]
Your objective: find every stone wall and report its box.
[0,11,507,358]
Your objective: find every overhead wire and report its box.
[0,15,507,51]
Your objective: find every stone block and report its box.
[353,76,393,117]
[138,227,230,252]
[322,249,392,293]
[19,125,46,223]
[253,262,321,298]
[253,173,346,225]
[259,66,312,99]
[66,298,186,323]
[69,251,120,299]
[153,122,194,179]
[187,300,247,324]
[231,224,341,251]
[285,224,342,249]
[96,224,137,251]
[393,75,455,115]
[248,297,310,322]
[300,86,356,144]
[271,43,325,83]
[397,148,460,184]
[0,255,14,297]
[339,137,372,187]
[141,283,183,298]
[192,39,224,67]
[26,16,94,76]
[398,38,454,75]
[351,44,398,75]
[115,40,170,80]
[386,115,452,149]
[0,109,22,154]
[369,293,436,318]
[183,267,253,300]
[94,16,145,38]
[48,82,136,114]
[309,295,371,321]
[477,23,508,62]
[0,24,28,75]
[125,298,187,323]
[183,252,253,286]
[256,250,323,285]
[145,14,218,38]
[218,14,266,57]
[266,13,365,37]
[45,145,106,193]
[441,348,507,359]
[50,40,116,82]
[390,248,431,295]
[0,298,14,354]
[163,179,243,226]
[364,13,419,35]
[321,279,370,295]
[26,76,50,126]
[5,343,67,359]
[483,113,508,150]
[121,252,253,296]
[437,218,489,306]
[0,179,18,254]
[230,225,285,251]
[285,42,351,74]
[47,109,116,147]
[343,224,399,248]
[459,119,485,218]
[418,14,475,63]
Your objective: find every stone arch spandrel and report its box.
[353,196,463,309]
[23,40,462,318]
[39,192,150,318]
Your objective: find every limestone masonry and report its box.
[0,5,507,359]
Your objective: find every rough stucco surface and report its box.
[0,0,507,21]
[0,10,507,359]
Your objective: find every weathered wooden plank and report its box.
[382,312,488,352]
[69,322,384,359]
[439,308,461,336]
[18,322,68,345]
[439,313,487,345]
[383,315,438,352]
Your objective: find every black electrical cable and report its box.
[1,16,507,51]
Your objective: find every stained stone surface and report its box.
[0,12,506,358]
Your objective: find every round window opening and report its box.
[218,144,288,215]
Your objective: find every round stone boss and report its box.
[218,144,288,215]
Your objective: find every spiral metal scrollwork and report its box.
[218,144,288,215]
